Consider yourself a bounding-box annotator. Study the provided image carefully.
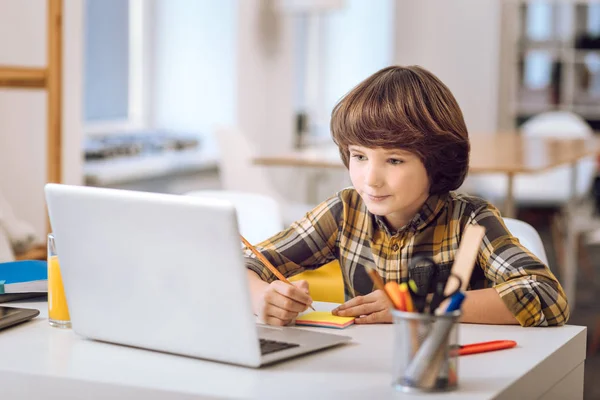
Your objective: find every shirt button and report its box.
[392,244,399,252]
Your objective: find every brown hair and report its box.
[330,65,470,195]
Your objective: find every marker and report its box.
[445,291,465,313]
[384,282,406,311]
[398,283,414,312]
[456,340,517,356]
[407,279,427,313]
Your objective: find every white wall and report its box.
[152,0,237,141]
[323,0,394,123]
[150,0,302,200]
[394,0,502,134]
[0,0,83,239]
[151,0,296,153]
[236,0,295,153]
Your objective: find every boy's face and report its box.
[348,145,430,231]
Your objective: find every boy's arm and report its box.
[244,194,343,283]
[469,203,569,327]
[460,288,519,324]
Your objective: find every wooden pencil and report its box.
[365,266,386,291]
[365,266,396,307]
[241,235,315,311]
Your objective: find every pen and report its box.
[405,292,465,387]
[397,282,420,356]
[435,291,465,387]
[241,235,315,311]
[456,340,517,356]
[444,291,465,313]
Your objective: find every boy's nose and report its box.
[365,166,383,188]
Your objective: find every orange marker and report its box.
[384,282,405,311]
[458,340,517,356]
[398,283,414,312]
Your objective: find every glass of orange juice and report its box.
[48,233,71,328]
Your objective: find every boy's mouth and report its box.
[367,194,390,202]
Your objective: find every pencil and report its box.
[241,235,315,311]
[364,266,386,291]
[365,266,395,306]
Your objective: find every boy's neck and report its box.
[383,193,430,232]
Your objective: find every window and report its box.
[84,0,147,134]
[293,0,394,141]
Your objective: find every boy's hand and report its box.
[331,290,392,324]
[256,280,313,326]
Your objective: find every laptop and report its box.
[44,184,350,367]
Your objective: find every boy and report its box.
[244,65,569,327]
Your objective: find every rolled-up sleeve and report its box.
[471,204,569,327]
[244,194,342,282]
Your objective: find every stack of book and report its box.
[0,260,47,303]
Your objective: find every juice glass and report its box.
[48,233,71,328]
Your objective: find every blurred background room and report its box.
[1,0,600,397]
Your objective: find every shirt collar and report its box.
[370,192,449,237]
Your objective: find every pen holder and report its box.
[391,309,461,392]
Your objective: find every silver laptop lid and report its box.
[45,184,262,367]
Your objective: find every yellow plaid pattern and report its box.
[244,188,569,327]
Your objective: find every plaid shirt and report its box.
[244,188,569,327]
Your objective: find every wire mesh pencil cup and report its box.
[391,309,461,392]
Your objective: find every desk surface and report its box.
[0,300,586,400]
[254,135,599,174]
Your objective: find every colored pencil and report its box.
[241,235,315,311]
[384,282,406,311]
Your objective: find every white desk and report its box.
[0,300,587,399]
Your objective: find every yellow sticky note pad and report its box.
[295,311,355,329]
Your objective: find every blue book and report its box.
[0,260,48,294]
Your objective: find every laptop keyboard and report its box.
[259,338,300,355]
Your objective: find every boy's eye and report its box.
[388,158,404,165]
[351,154,366,161]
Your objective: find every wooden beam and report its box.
[47,0,62,186]
[0,66,47,88]
[46,0,63,234]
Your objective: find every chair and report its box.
[464,111,596,206]
[184,190,283,245]
[184,189,344,303]
[501,217,600,355]
[289,262,345,304]
[462,111,598,310]
[212,126,315,226]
